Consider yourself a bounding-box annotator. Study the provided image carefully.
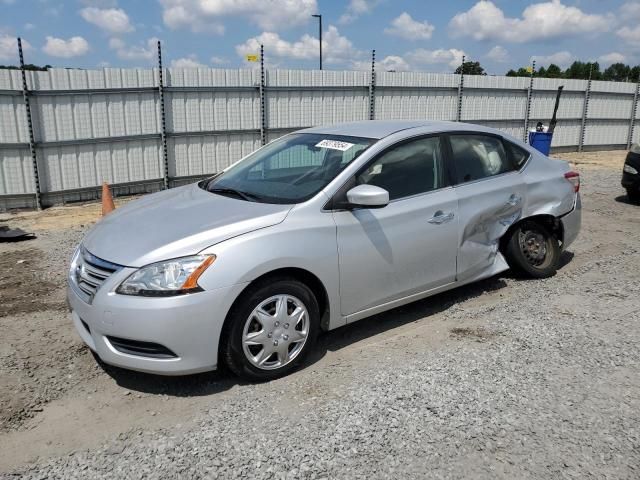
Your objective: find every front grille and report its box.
[72,248,122,304]
[106,336,178,359]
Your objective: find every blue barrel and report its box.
[528,131,553,156]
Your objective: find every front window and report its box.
[203,133,375,204]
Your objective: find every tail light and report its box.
[564,171,580,192]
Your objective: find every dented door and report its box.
[446,133,525,282]
[454,172,525,282]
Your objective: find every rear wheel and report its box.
[221,278,319,382]
[504,220,561,279]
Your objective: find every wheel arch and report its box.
[500,214,564,252]
[222,267,331,334]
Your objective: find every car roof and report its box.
[299,120,497,140]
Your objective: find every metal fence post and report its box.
[369,49,376,120]
[17,37,42,210]
[578,65,593,153]
[157,41,170,189]
[523,60,536,143]
[627,77,639,150]
[456,55,465,122]
[259,44,266,145]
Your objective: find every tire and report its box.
[220,277,320,382]
[627,188,640,204]
[503,220,561,279]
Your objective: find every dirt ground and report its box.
[0,150,636,475]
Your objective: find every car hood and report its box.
[82,184,293,267]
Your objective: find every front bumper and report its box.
[560,193,581,250]
[68,267,247,375]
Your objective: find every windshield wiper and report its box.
[209,187,261,202]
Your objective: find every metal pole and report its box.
[627,76,640,150]
[157,40,170,189]
[312,14,322,70]
[456,55,465,122]
[259,44,266,145]
[369,49,376,120]
[523,60,536,143]
[578,64,593,152]
[18,37,42,210]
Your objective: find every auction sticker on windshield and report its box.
[315,139,354,151]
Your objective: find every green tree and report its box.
[631,66,640,82]
[603,63,631,82]
[546,64,563,78]
[564,61,602,80]
[505,67,532,77]
[0,64,51,71]
[455,61,486,75]
[537,66,547,77]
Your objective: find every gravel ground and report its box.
[1,151,639,479]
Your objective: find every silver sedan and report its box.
[68,120,581,381]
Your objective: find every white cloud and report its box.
[407,48,466,70]
[621,1,640,22]
[598,52,626,65]
[450,0,610,43]
[531,51,574,68]
[42,36,90,58]
[110,37,158,62]
[24,23,35,31]
[171,55,207,68]
[618,25,640,46]
[339,0,379,25]
[384,12,434,41]
[211,56,227,65]
[353,55,410,72]
[160,0,316,33]
[79,7,134,34]
[486,45,509,63]
[80,0,117,6]
[0,34,32,61]
[236,25,361,66]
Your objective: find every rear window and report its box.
[504,140,530,169]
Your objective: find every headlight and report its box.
[624,164,638,175]
[116,255,216,297]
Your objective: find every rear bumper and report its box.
[68,273,247,376]
[560,193,581,250]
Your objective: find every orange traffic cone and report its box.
[101,182,115,216]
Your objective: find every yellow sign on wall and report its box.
[245,54,259,62]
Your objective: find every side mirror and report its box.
[345,184,389,209]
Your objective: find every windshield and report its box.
[202,133,375,204]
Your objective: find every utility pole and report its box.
[312,14,322,70]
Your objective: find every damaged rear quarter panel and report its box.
[520,152,575,218]
[454,151,574,283]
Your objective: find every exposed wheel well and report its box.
[500,214,564,251]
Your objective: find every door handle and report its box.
[428,211,455,224]
[506,194,522,207]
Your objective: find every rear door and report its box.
[332,135,459,317]
[446,133,526,282]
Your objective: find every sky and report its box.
[0,0,639,74]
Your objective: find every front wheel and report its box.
[504,220,561,279]
[220,278,320,382]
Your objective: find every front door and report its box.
[332,135,459,317]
